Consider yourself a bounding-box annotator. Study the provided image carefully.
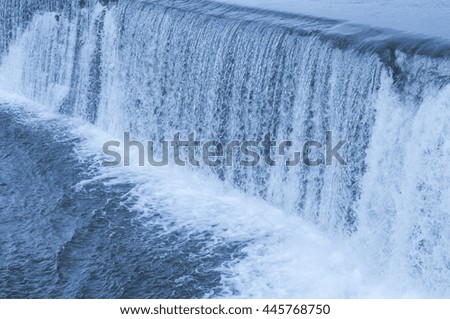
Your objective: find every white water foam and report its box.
[0,90,433,298]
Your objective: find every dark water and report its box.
[0,105,242,298]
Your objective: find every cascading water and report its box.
[0,0,449,297]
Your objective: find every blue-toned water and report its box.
[0,104,244,298]
[0,0,449,298]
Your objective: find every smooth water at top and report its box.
[214,0,450,40]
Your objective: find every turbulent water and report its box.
[0,0,449,298]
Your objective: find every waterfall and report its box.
[0,0,449,296]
